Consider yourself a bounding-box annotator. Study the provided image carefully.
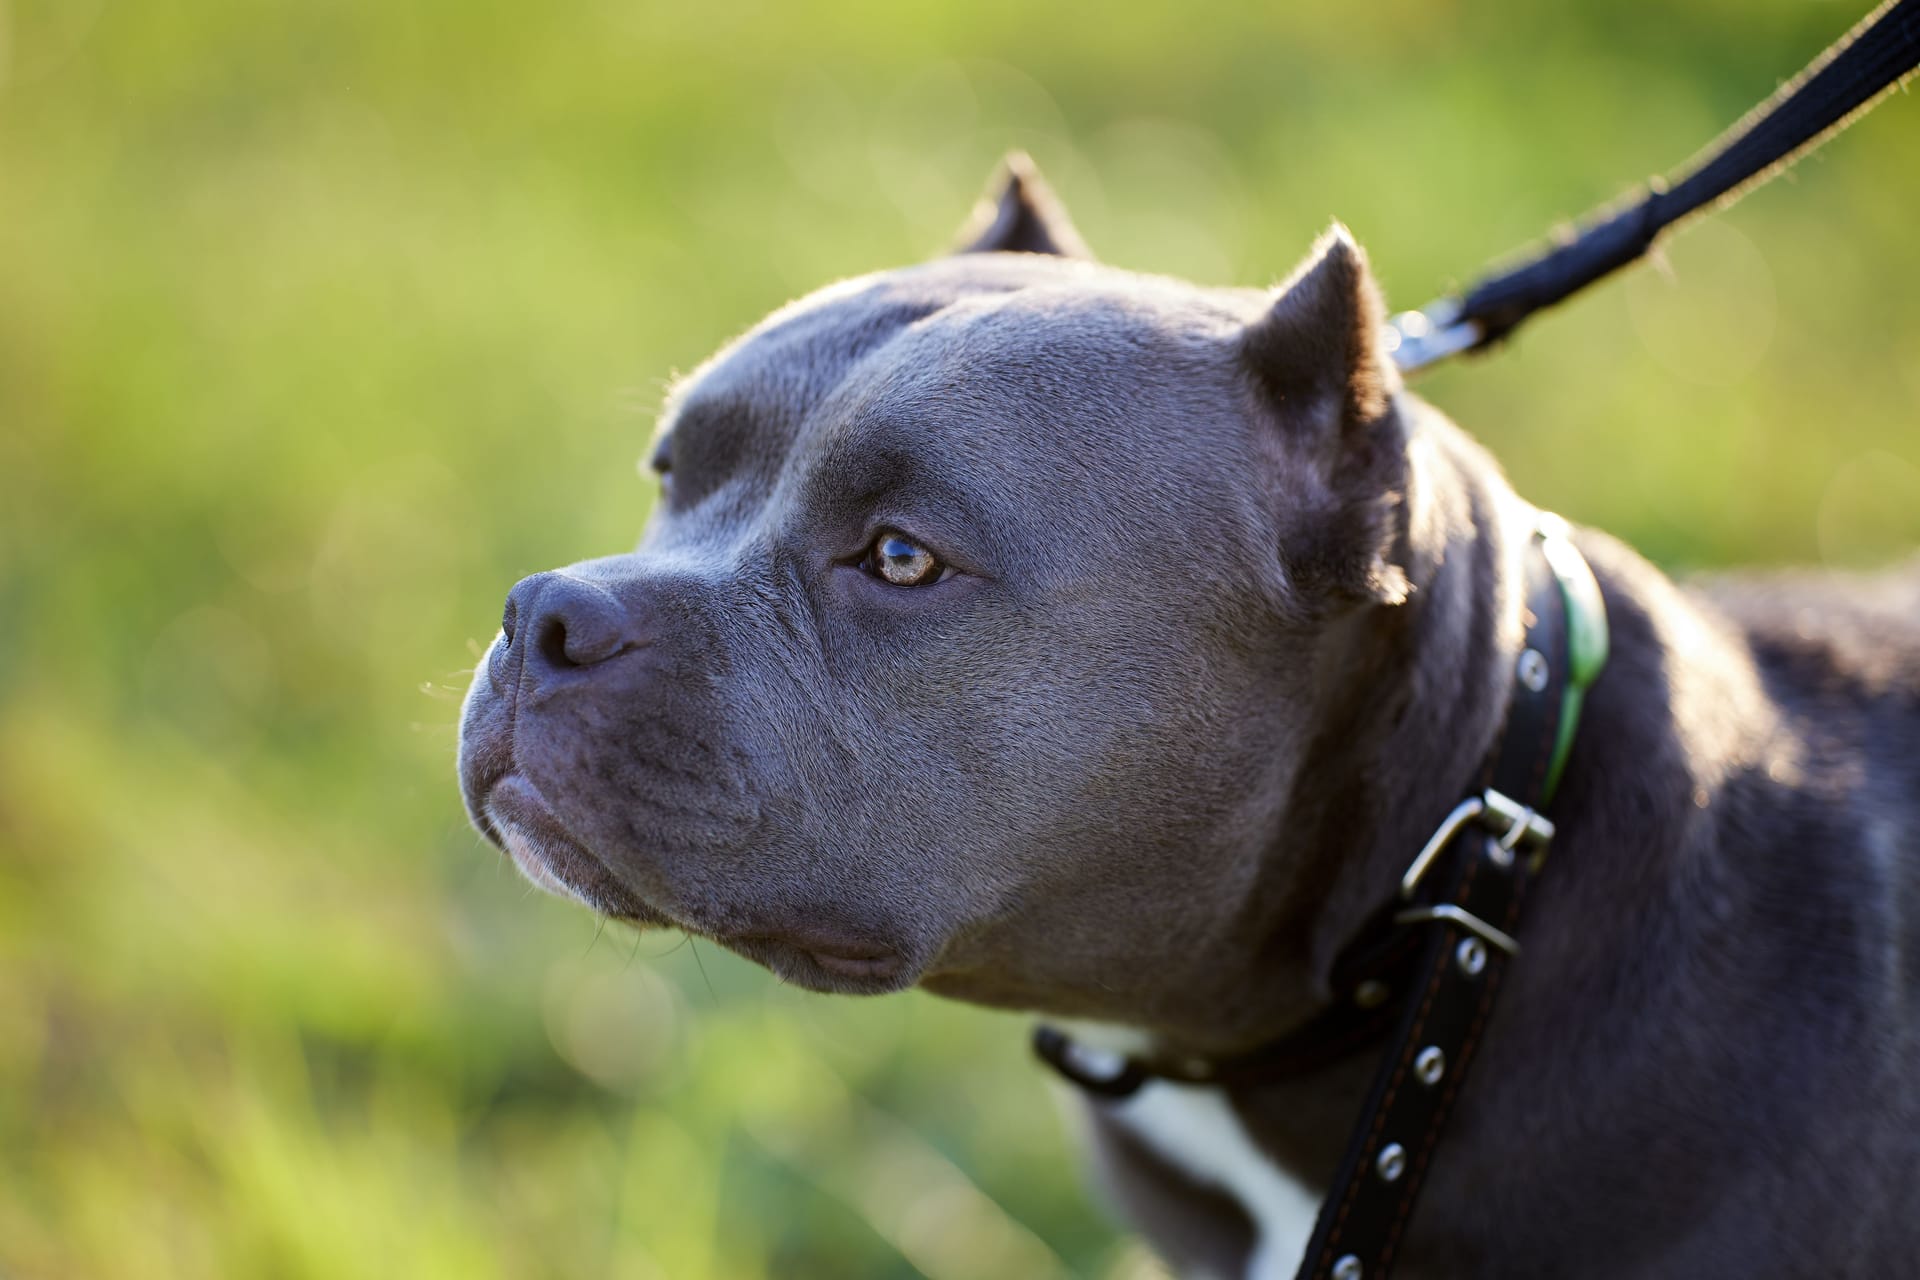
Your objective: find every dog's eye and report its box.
[863,531,946,587]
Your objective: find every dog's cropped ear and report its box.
[1245,226,1411,606]
[1244,224,1395,429]
[952,152,1092,258]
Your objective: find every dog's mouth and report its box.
[481,773,666,922]
[476,772,916,994]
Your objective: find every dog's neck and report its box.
[1117,402,1814,1266]
[1149,405,1543,1056]
[1126,393,1771,1043]
[1290,407,1540,1005]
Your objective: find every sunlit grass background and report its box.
[3,0,1918,1275]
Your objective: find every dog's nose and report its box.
[500,571,648,684]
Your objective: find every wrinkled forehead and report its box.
[659,257,1259,522]
[662,270,971,438]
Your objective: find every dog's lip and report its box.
[478,775,913,990]
[721,930,913,991]
[481,773,663,922]
[483,773,572,855]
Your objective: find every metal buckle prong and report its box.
[1393,904,1521,956]
[1482,788,1554,850]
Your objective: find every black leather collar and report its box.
[1034,512,1610,1280]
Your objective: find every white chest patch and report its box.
[1061,1025,1319,1279]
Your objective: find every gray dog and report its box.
[459,156,1920,1278]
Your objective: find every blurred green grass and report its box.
[2,1,1917,1275]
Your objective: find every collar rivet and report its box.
[1415,1046,1446,1086]
[1517,647,1550,692]
[1354,979,1392,1009]
[1376,1142,1408,1182]
[1455,937,1488,976]
[1332,1255,1364,1280]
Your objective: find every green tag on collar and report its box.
[1534,512,1609,803]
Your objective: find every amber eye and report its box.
[864,531,945,586]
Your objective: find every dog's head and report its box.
[459,157,1414,1030]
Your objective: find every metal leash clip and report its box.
[1384,300,1483,373]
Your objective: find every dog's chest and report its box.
[1064,1026,1318,1279]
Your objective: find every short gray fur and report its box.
[459,154,1920,1278]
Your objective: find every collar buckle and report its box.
[1398,787,1555,903]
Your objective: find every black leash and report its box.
[1391,0,1920,371]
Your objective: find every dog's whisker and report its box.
[686,935,716,1003]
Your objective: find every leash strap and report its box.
[1391,0,1920,371]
